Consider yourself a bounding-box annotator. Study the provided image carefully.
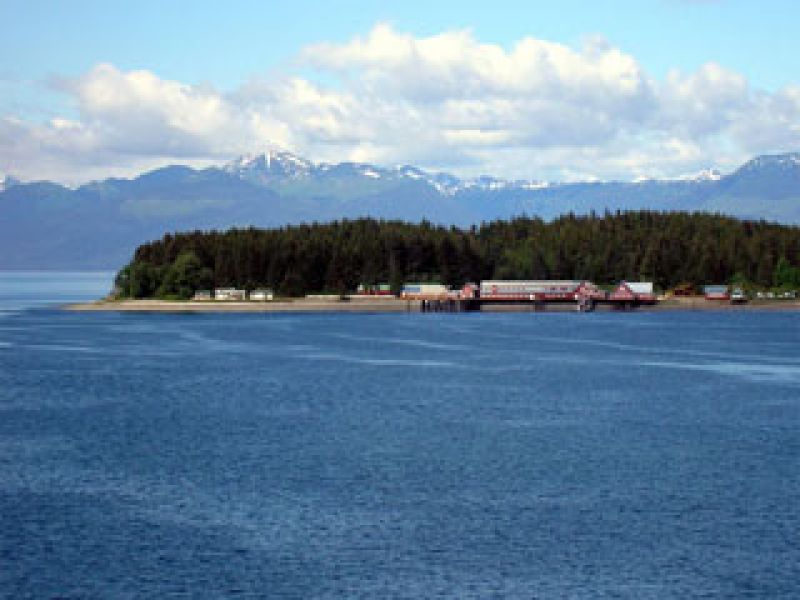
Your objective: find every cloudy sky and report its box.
[1,0,799,184]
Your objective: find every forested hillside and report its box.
[116,212,800,299]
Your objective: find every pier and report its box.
[416,296,652,313]
[406,280,658,313]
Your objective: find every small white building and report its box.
[192,290,212,301]
[400,283,449,299]
[214,288,246,301]
[250,289,274,301]
[625,282,654,295]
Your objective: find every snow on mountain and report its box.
[693,168,722,182]
[396,165,425,180]
[355,165,382,179]
[517,180,550,190]
[223,151,536,195]
[218,151,588,195]
[3,150,800,270]
[678,168,722,182]
[214,149,800,201]
[425,172,463,196]
[450,173,544,193]
[462,176,510,192]
[224,150,312,182]
[737,152,800,173]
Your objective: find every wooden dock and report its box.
[417,297,657,313]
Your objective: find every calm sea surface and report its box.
[1,273,799,598]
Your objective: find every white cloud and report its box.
[1,24,799,184]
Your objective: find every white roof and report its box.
[481,280,582,286]
[625,282,653,294]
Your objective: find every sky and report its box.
[1,0,799,184]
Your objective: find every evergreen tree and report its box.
[157,252,213,299]
[115,213,800,298]
[774,257,800,288]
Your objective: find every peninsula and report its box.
[69,212,800,312]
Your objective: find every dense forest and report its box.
[115,211,800,299]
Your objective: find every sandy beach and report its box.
[65,297,422,313]
[64,296,800,313]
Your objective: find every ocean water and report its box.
[1,274,799,598]
[0,271,115,312]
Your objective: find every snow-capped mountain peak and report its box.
[217,148,800,199]
[224,150,313,182]
[222,151,556,195]
[738,152,800,173]
[221,150,563,195]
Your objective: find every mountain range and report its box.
[1,151,799,269]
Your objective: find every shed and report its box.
[672,282,696,296]
[401,283,448,299]
[250,289,274,301]
[703,285,730,300]
[214,288,246,301]
[357,283,393,296]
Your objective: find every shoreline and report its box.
[64,297,800,313]
[64,298,422,313]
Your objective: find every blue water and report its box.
[0,271,114,312]
[1,274,799,598]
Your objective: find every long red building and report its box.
[479,280,606,302]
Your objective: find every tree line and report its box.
[114,211,800,299]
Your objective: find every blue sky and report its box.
[1,0,799,183]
